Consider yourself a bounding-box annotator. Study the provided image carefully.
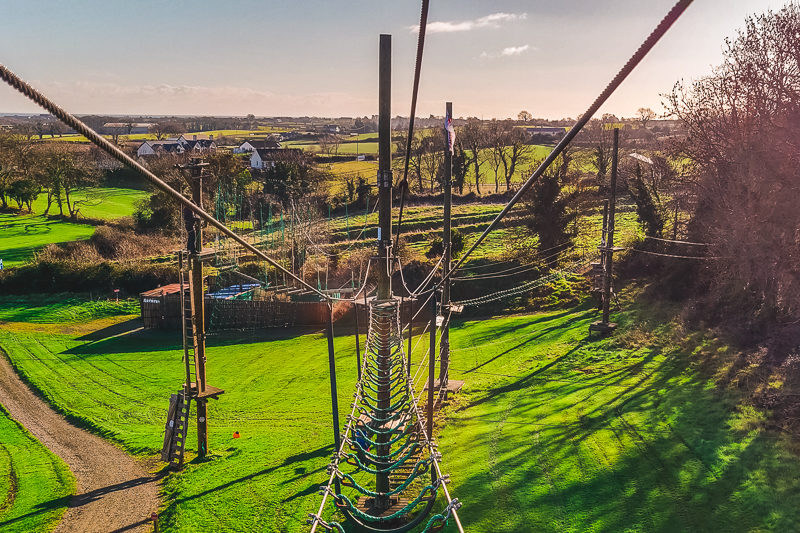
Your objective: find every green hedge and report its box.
[0,260,176,295]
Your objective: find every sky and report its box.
[0,0,790,119]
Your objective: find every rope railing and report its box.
[309,298,462,533]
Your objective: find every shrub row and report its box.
[0,260,176,296]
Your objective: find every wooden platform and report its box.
[356,496,411,519]
[184,383,225,399]
[589,321,617,335]
[423,379,464,395]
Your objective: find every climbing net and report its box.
[309,299,462,533]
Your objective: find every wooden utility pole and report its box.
[188,160,208,456]
[377,34,393,302]
[590,128,619,334]
[440,102,452,387]
[325,307,341,494]
[428,293,436,442]
[374,33,392,510]
[179,157,225,459]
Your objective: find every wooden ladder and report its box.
[161,392,192,470]
[178,255,198,389]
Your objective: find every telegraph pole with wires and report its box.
[590,127,620,334]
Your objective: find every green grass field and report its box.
[0,405,74,533]
[2,293,800,532]
[0,214,95,267]
[0,187,148,267]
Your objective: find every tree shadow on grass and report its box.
[442,336,800,533]
[0,474,160,530]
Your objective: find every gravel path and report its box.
[0,351,160,533]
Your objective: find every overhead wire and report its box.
[436,0,695,288]
[394,0,431,252]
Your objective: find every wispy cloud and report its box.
[501,44,530,56]
[409,12,526,34]
[480,44,532,59]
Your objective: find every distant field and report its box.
[284,139,380,155]
[0,406,74,533]
[0,187,147,267]
[0,214,95,267]
[27,187,148,221]
[44,127,289,144]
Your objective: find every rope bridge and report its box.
[309,299,462,533]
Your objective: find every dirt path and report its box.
[0,351,160,533]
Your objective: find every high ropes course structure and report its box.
[0,0,694,530]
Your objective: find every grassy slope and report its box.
[1,295,800,531]
[0,406,74,533]
[0,187,147,267]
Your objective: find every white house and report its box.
[234,139,281,153]
[136,135,216,157]
[250,148,277,169]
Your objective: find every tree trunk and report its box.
[472,153,481,194]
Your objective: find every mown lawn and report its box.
[0,405,74,533]
[0,187,147,267]
[1,294,800,532]
[0,213,95,267]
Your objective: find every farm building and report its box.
[523,126,567,137]
[103,122,155,135]
[233,139,281,153]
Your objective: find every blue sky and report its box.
[0,0,789,118]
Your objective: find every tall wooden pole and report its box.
[440,102,452,387]
[601,129,619,327]
[354,299,362,381]
[427,293,436,441]
[377,33,393,302]
[374,33,392,509]
[407,301,413,374]
[188,162,209,458]
[326,307,341,494]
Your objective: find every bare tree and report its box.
[487,121,504,192]
[35,145,101,220]
[498,123,533,189]
[461,120,486,194]
[666,3,800,326]
[517,110,532,122]
[637,107,657,129]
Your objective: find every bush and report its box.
[0,260,177,296]
[426,228,465,259]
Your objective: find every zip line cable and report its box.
[0,63,329,301]
[394,0,430,253]
[437,0,695,288]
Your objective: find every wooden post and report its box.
[186,160,210,457]
[376,34,393,302]
[440,102,453,388]
[602,128,619,325]
[591,128,619,334]
[407,299,413,374]
[354,295,361,380]
[374,33,392,509]
[326,306,341,494]
[428,292,436,441]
